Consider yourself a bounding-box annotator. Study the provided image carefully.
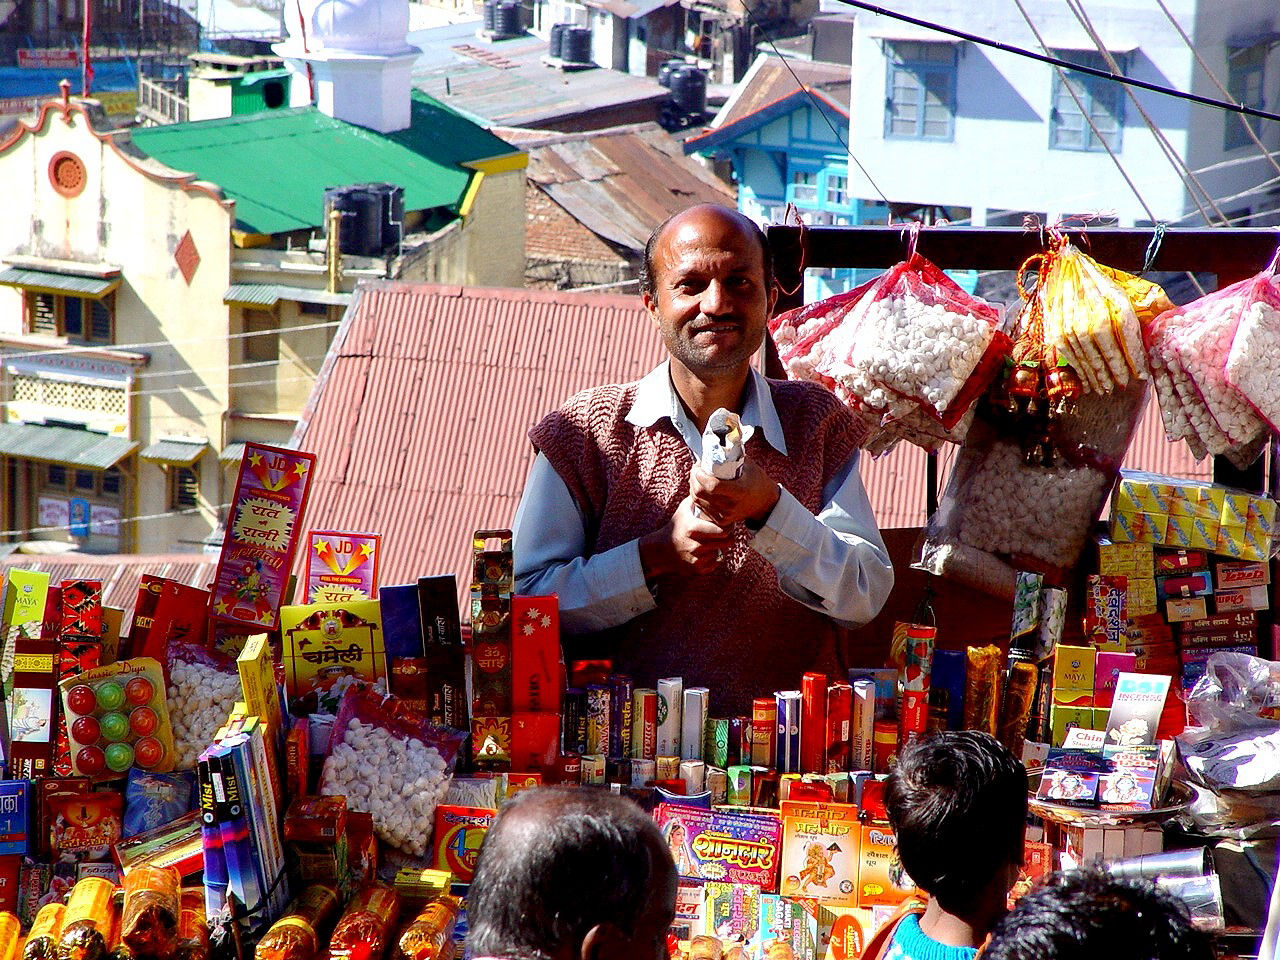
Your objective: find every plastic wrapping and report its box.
[173,889,208,960]
[1145,273,1272,467]
[325,886,400,960]
[165,642,242,771]
[255,886,339,960]
[318,686,465,857]
[964,645,1000,736]
[124,770,196,838]
[391,896,461,960]
[120,866,180,959]
[24,904,67,960]
[58,877,118,960]
[1225,260,1280,433]
[0,913,19,960]
[917,378,1147,598]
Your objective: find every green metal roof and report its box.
[0,422,138,469]
[130,92,517,236]
[140,438,208,465]
[224,283,352,307]
[235,68,291,88]
[0,268,120,297]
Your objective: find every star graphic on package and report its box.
[526,606,541,620]
[540,615,552,628]
[522,623,535,636]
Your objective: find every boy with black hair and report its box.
[983,871,1215,960]
[880,730,1028,960]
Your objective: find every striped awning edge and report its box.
[140,438,208,465]
[0,267,121,298]
[0,422,138,468]
[223,283,353,307]
[219,442,247,464]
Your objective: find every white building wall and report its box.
[847,0,1278,227]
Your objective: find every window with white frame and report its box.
[825,172,849,208]
[1050,50,1124,152]
[789,170,818,204]
[1225,43,1266,150]
[885,41,956,141]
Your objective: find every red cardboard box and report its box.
[511,596,564,714]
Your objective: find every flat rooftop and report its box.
[412,31,669,128]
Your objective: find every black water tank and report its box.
[670,64,707,118]
[563,25,591,64]
[324,186,382,256]
[549,21,567,58]
[494,0,521,37]
[482,0,496,31]
[658,58,684,87]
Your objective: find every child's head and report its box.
[886,730,1027,913]
[984,871,1215,960]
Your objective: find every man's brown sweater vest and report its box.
[528,377,867,713]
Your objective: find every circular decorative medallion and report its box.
[48,151,87,197]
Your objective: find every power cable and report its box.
[832,0,1280,124]
[741,0,893,208]
[1064,0,1225,226]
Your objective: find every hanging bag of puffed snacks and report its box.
[1144,271,1272,468]
[318,683,466,859]
[918,248,1149,599]
[768,275,879,388]
[1038,241,1148,393]
[1225,250,1280,434]
[814,241,1006,431]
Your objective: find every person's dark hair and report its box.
[468,786,670,960]
[984,870,1216,960]
[638,206,774,298]
[886,730,1027,911]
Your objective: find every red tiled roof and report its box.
[292,283,1220,612]
[0,553,217,623]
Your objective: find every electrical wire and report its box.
[831,0,1280,124]
[1152,0,1280,182]
[741,0,893,208]
[0,501,230,540]
[1064,0,1225,226]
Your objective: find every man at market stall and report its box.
[468,787,678,960]
[513,203,893,712]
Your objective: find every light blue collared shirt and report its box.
[512,362,894,633]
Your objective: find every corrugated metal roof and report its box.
[140,438,208,465]
[0,267,120,297]
[0,423,139,469]
[130,92,517,235]
[711,54,850,131]
[224,283,352,307]
[520,123,735,255]
[220,442,247,464]
[0,553,216,623]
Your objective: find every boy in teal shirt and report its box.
[883,731,1028,960]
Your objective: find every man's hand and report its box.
[638,495,733,578]
[689,459,780,529]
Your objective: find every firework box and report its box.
[512,596,563,714]
[211,443,315,632]
[52,635,102,777]
[126,575,165,659]
[756,894,819,960]
[1216,560,1269,590]
[59,579,102,640]
[856,823,915,908]
[1156,571,1212,604]
[778,801,859,907]
[1214,587,1269,613]
[703,881,762,948]
[0,781,28,855]
[279,599,387,712]
[144,581,210,659]
[655,803,781,890]
[432,805,496,883]
[417,575,466,730]
[237,634,285,749]
[305,531,381,603]
[1,568,50,703]
[1105,673,1170,748]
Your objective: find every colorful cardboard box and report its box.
[432,805,496,884]
[279,599,387,714]
[779,801,859,907]
[656,803,782,890]
[1111,471,1277,561]
[304,531,381,604]
[856,823,915,908]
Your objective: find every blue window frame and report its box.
[884,41,957,141]
[1050,50,1125,152]
[1225,43,1266,150]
